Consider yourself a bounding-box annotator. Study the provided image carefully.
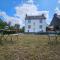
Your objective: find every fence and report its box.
[0,31,60,45]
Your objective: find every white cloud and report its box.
[15,0,49,16]
[0,0,49,27]
[15,0,49,24]
[15,3,38,16]
[58,0,60,3]
[0,11,22,26]
[55,7,59,11]
[27,0,34,4]
[55,7,60,15]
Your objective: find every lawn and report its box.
[0,34,60,60]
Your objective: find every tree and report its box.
[14,24,20,30]
[0,18,8,29]
[20,27,25,33]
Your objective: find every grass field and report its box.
[0,34,60,60]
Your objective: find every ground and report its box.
[0,34,60,60]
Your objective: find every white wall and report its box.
[25,19,47,32]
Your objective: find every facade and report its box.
[25,14,47,33]
[50,13,60,31]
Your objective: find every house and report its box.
[50,13,60,31]
[25,14,47,33]
[46,26,54,31]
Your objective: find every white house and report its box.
[25,14,47,33]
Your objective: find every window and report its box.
[39,25,42,29]
[33,28,35,32]
[40,20,42,23]
[28,20,31,23]
[28,30,29,32]
[28,25,31,29]
[33,22,35,25]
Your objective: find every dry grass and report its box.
[0,34,60,60]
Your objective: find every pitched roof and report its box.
[25,14,46,20]
[50,13,60,26]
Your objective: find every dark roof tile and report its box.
[50,13,60,26]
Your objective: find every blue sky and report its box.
[0,0,60,26]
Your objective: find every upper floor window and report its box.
[39,25,42,29]
[40,20,42,23]
[33,22,35,25]
[28,20,31,23]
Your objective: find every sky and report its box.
[0,0,60,27]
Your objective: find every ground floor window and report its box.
[28,25,31,29]
[39,25,42,29]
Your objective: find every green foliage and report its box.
[0,18,8,29]
[20,27,25,33]
[9,26,14,30]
